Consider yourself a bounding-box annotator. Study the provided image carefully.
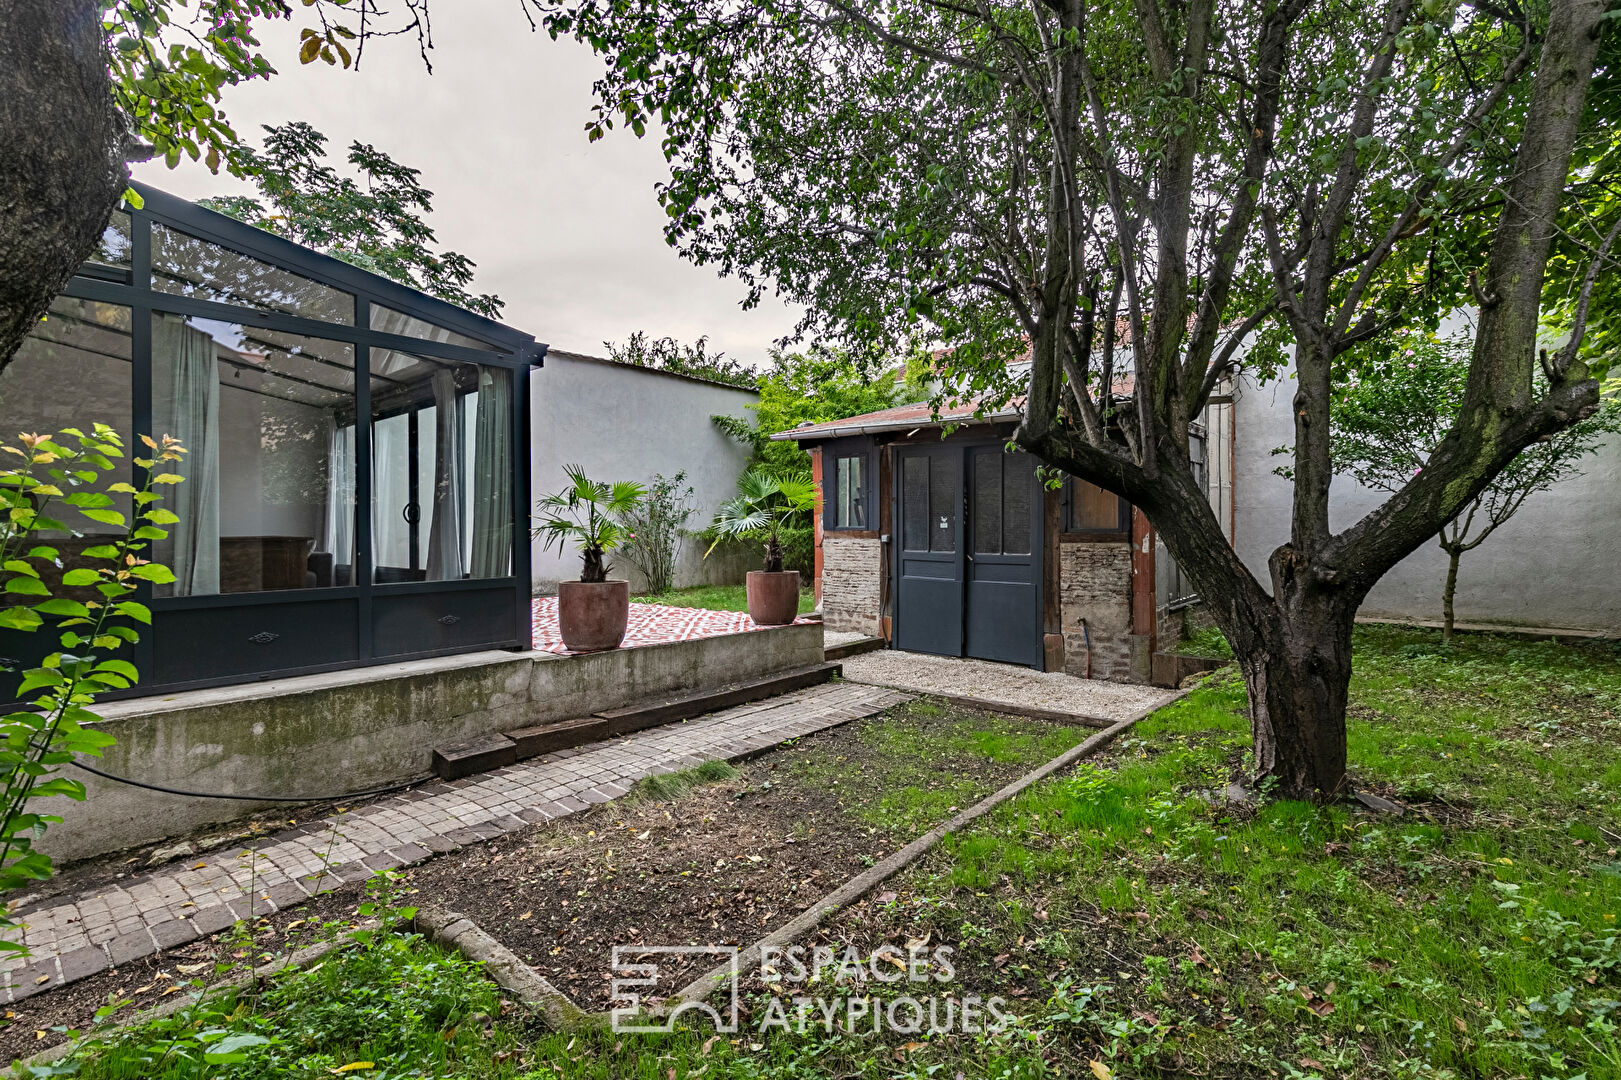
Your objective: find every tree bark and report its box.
[1238,596,1355,801]
[1441,542,1460,644]
[0,0,129,373]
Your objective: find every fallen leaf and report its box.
[900,1040,924,1052]
[518,912,532,921]
[876,891,897,904]
[1453,1016,1467,1032]
[330,1065,374,1074]
[1323,981,1336,995]
[1088,1061,1112,1080]
[176,962,209,974]
[1299,1058,1324,1069]
[33,976,47,985]
[1310,1000,1335,1017]
[192,862,207,870]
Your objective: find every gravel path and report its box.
[824,630,872,650]
[839,649,1177,720]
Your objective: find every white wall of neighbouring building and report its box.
[1229,362,1621,637]
[528,350,759,593]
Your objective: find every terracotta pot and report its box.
[746,570,802,627]
[557,579,630,652]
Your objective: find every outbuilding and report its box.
[775,392,1233,685]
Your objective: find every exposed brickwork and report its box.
[821,536,883,635]
[1059,541,1138,683]
[0,683,909,1004]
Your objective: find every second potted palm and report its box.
[707,468,815,626]
[533,465,646,652]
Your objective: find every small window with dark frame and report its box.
[1066,476,1128,534]
[832,454,866,530]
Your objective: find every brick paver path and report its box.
[1,681,910,1003]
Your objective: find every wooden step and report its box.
[825,635,886,661]
[505,716,611,761]
[594,662,842,737]
[432,733,518,780]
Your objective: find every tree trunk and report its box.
[1441,543,1461,644]
[0,0,129,373]
[1237,610,1355,800]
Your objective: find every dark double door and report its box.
[893,443,1042,667]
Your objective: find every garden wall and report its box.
[44,623,825,864]
[528,351,758,594]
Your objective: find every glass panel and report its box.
[370,348,511,582]
[902,456,928,551]
[151,222,354,325]
[92,210,133,268]
[929,454,957,553]
[370,304,491,350]
[1069,477,1122,532]
[1002,453,1032,555]
[0,299,134,580]
[973,451,1001,554]
[835,456,865,529]
[150,314,357,595]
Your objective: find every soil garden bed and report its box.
[1,697,1093,1060]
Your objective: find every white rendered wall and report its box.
[528,351,759,593]
[1230,364,1621,636]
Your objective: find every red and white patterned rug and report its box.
[531,598,810,655]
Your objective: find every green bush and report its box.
[780,522,814,580]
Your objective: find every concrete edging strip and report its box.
[667,689,1187,1010]
[415,906,601,1032]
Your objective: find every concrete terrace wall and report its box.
[529,352,758,594]
[1231,369,1621,635]
[45,623,824,864]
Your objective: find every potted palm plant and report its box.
[533,465,646,652]
[706,468,815,626]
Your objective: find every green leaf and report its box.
[32,599,89,619]
[94,659,139,682]
[3,576,49,596]
[128,563,176,584]
[61,569,101,587]
[113,601,151,625]
[77,508,126,527]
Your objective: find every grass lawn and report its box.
[46,627,1621,1079]
[632,582,817,616]
[508,624,1621,1079]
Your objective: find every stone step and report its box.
[594,662,842,736]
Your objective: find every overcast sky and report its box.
[131,0,801,366]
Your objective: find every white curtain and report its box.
[323,420,355,579]
[370,412,410,577]
[469,367,511,579]
[153,315,220,596]
[425,369,466,580]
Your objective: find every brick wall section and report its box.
[1059,541,1137,682]
[822,535,883,635]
